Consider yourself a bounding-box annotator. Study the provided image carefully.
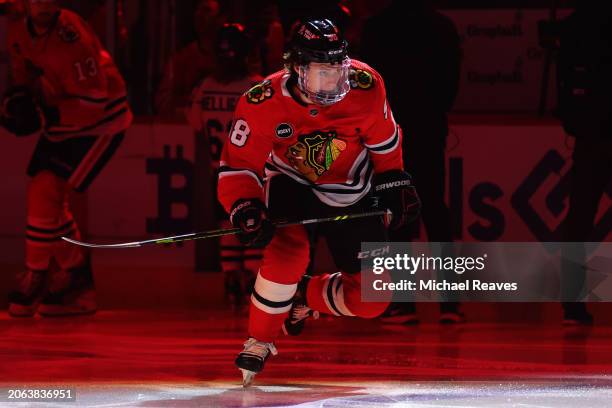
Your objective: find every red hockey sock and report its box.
[26,171,88,272]
[306,272,389,318]
[247,226,309,342]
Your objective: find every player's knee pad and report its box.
[27,171,69,220]
[26,171,75,250]
[260,225,310,284]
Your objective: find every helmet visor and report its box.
[297,58,351,105]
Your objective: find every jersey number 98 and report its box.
[230,119,250,147]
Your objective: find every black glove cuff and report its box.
[1,86,45,137]
[373,170,413,193]
[229,198,267,229]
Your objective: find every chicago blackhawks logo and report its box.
[246,80,274,104]
[285,130,346,182]
[58,24,81,43]
[350,69,374,90]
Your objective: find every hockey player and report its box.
[2,0,132,317]
[217,19,420,386]
[188,23,263,308]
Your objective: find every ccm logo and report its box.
[358,246,390,259]
[375,180,411,191]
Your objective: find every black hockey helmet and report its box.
[215,23,249,60]
[285,19,348,65]
[285,19,350,105]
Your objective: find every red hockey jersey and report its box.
[218,59,403,211]
[7,9,132,139]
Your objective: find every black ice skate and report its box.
[235,337,278,387]
[563,303,593,326]
[282,276,319,336]
[439,303,466,325]
[8,269,48,317]
[38,258,97,317]
[380,303,419,325]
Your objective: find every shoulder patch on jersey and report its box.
[245,79,274,104]
[57,23,81,43]
[349,69,374,90]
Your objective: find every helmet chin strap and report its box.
[290,69,317,105]
[296,84,314,104]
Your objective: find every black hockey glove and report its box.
[229,198,275,248]
[0,86,60,137]
[373,170,421,230]
[1,86,45,137]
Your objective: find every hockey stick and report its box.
[61,210,388,249]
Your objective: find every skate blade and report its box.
[240,368,256,387]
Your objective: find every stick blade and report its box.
[61,236,142,249]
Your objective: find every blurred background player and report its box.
[361,0,463,325]
[2,0,132,317]
[556,2,612,325]
[243,0,285,76]
[188,23,263,309]
[218,19,420,385]
[155,0,226,117]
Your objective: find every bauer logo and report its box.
[275,123,294,138]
